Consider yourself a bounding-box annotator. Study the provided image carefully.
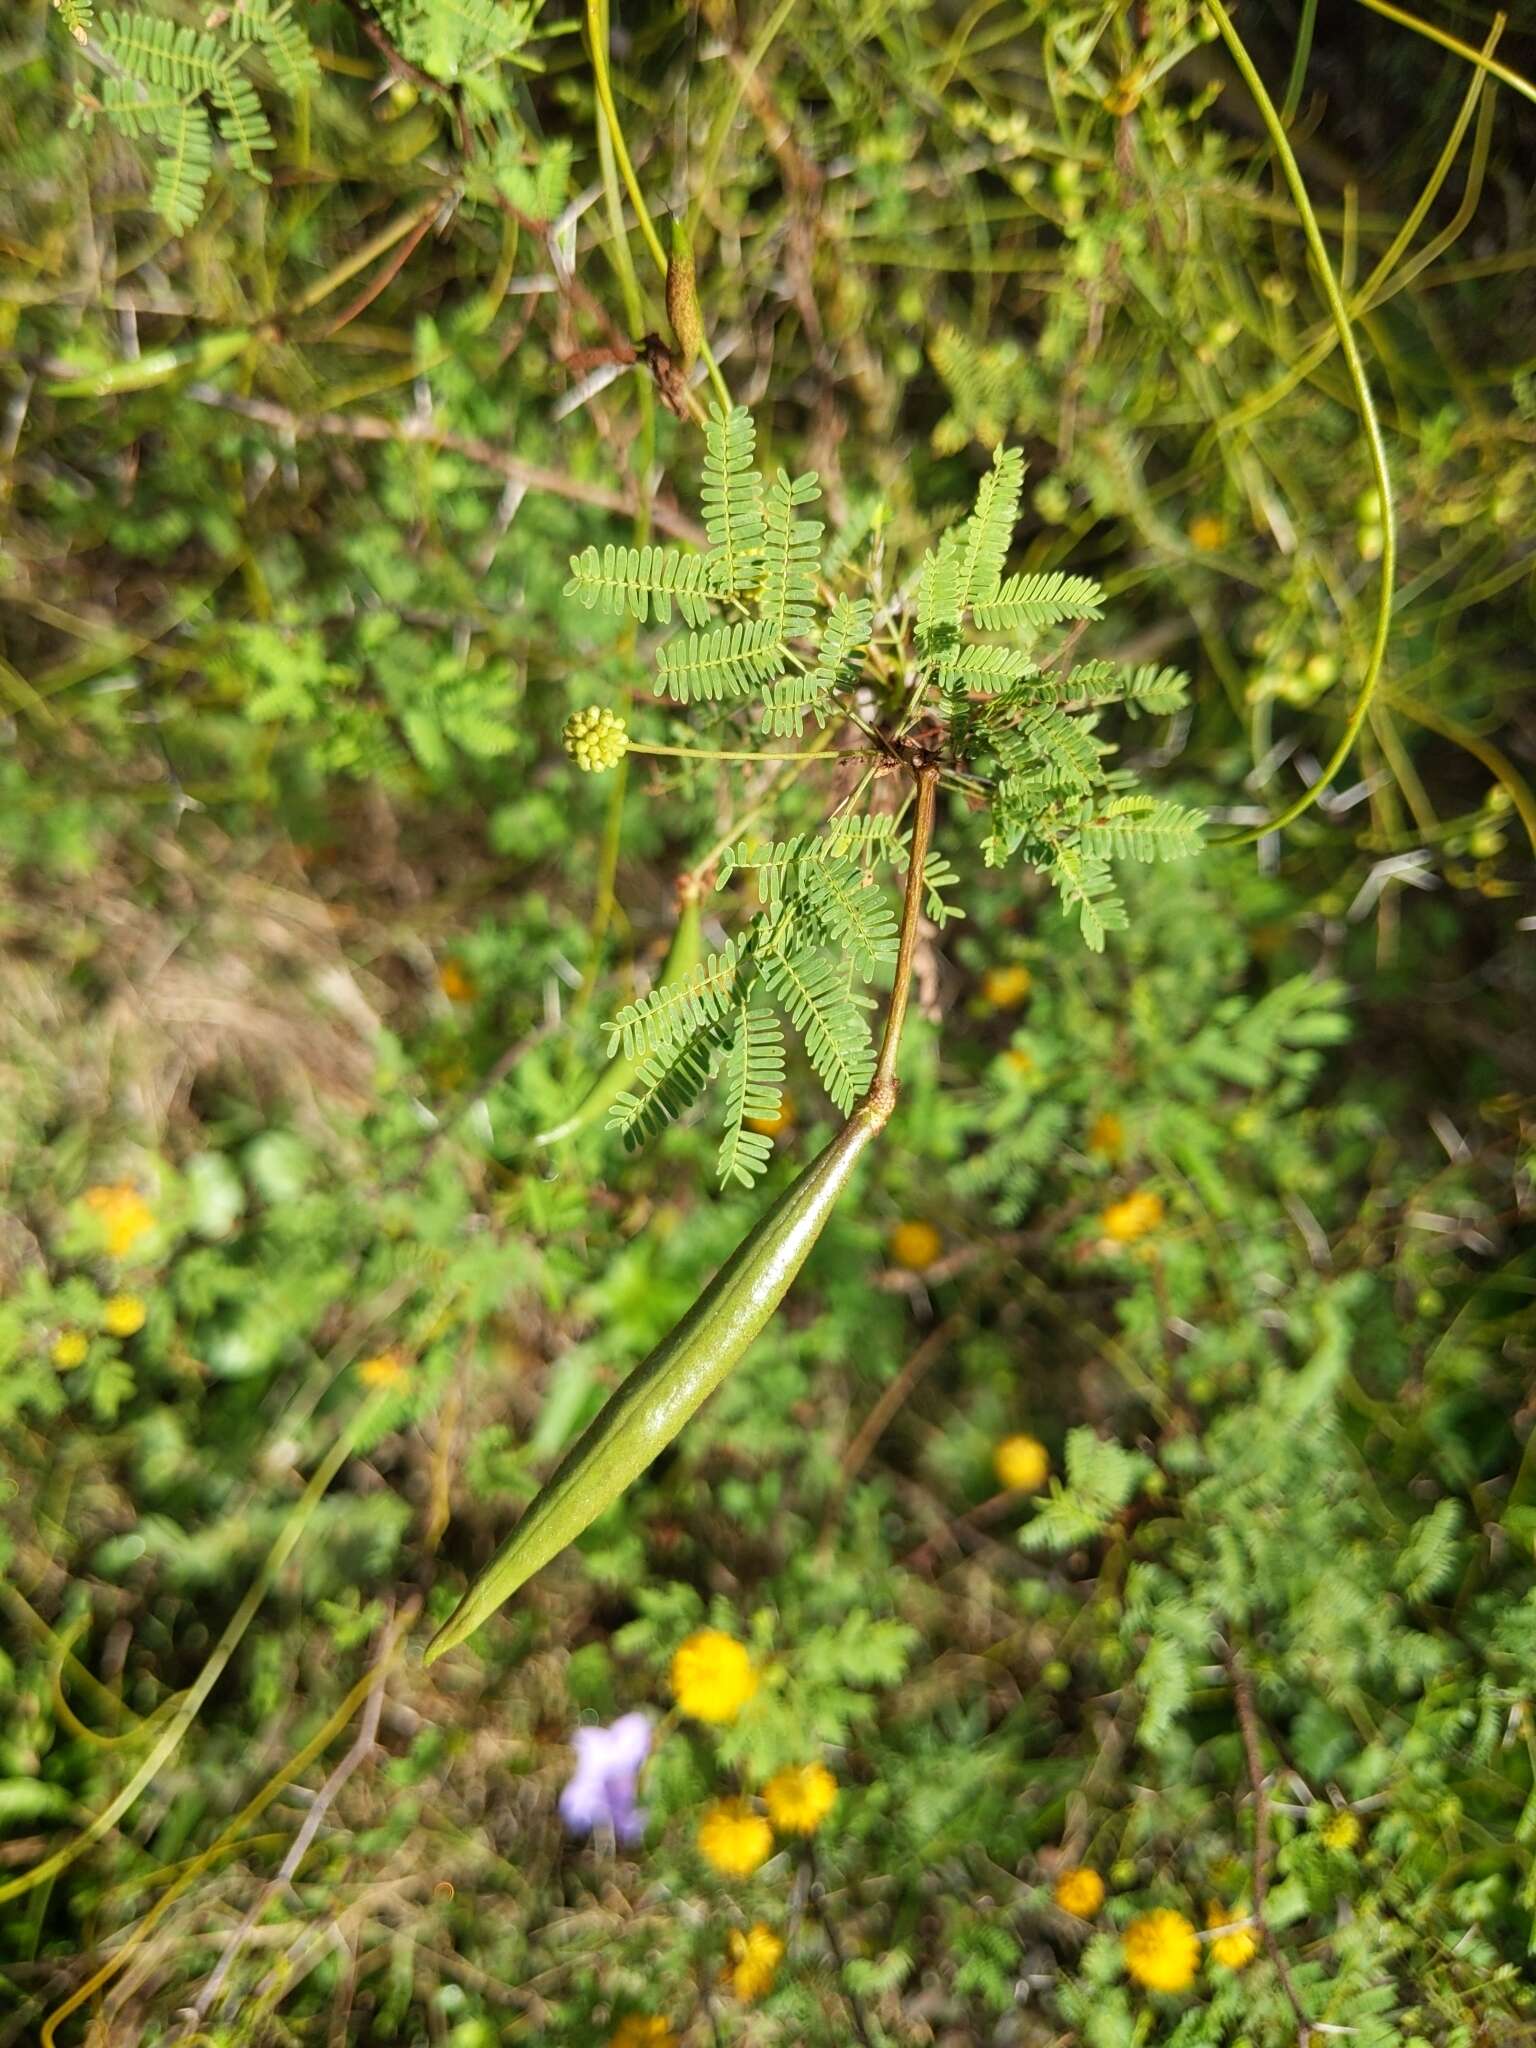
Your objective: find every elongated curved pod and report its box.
[425,1097,887,1662]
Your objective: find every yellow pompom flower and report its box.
[994,1434,1050,1494]
[725,1922,785,2001]
[1100,1189,1164,1243]
[698,1800,774,1878]
[358,1351,410,1391]
[51,1331,90,1371]
[1206,1906,1258,1971]
[670,1630,758,1724]
[1053,1866,1106,1917]
[888,1219,942,1271]
[85,1182,155,1259]
[437,959,475,1003]
[981,963,1032,1009]
[101,1294,146,1338]
[1123,1909,1200,1993]
[1187,513,1227,552]
[1320,1810,1362,1852]
[608,2018,676,2048]
[1087,1110,1124,1159]
[763,1762,837,1836]
[564,704,629,773]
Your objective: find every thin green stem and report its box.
[574,0,654,1026]
[1280,0,1319,124]
[585,0,732,413]
[1206,0,1396,844]
[633,741,875,763]
[684,725,846,881]
[689,0,803,241]
[0,1393,387,1908]
[1353,0,1536,106]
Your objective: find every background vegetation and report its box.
[1,0,1533,2042]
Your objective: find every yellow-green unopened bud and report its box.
[666,219,703,373]
[563,705,629,773]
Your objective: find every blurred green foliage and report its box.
[1,0,1533,2043]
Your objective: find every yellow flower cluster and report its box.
[670,1630,759,1724]
[564,704,629,773]
[994,1434,1050,1493]
[725,1922,784,2001]
[696,1761,838,1878]
[697,1800,774,1877]
[980,963,1032,1009]
[51,1331,89,1371]
[85,1182,155,1259]
[1100,1188,1164,1243]
[102,1294,146,1337]
[1319,1809,1362,1852]
[1087,1110,1124,1159]
[358,1350,410,1391]
[608,2017,675,2048]
[1047,1857,1255,1989]
[1052,1866,1105,1917]
[888,1219,942,1271]
[1122,1908,1200,1992]
[1187,512,1227,552]
[1206,1905,1258,1970]
[762,1762,837,1835]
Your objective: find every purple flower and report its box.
[559,1711,652,1844]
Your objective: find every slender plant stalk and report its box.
[585,0,733,413]
[1206,0,1397,844]
[39,1603,419,2048]
[635,740,874,763]
[1353,0,1536,106]
[0,1393,387,1908]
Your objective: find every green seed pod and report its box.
[424,1098,887,1663]
[535,883,704,1148]
[666,218,704,374]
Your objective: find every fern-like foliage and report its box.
[80,6,316,230]
[376,0,540,85]
[759,932,877,1115]
[610,1027,718,1151]
[716,818,896,905]
[565,544,711,627]
[605,944,749,1062]
[716,1001,786,1189]
[761,595,872,737]
[654,620,782,704]
[53,0,92,43]
[970,571,1104,635]
[757,470,823,645]
[561,409,1203,1170]
[229,0,320,95]
[701,405,764,595]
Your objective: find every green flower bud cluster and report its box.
[563,705,629,774]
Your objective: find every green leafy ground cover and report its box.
[1,1,1533,2042]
